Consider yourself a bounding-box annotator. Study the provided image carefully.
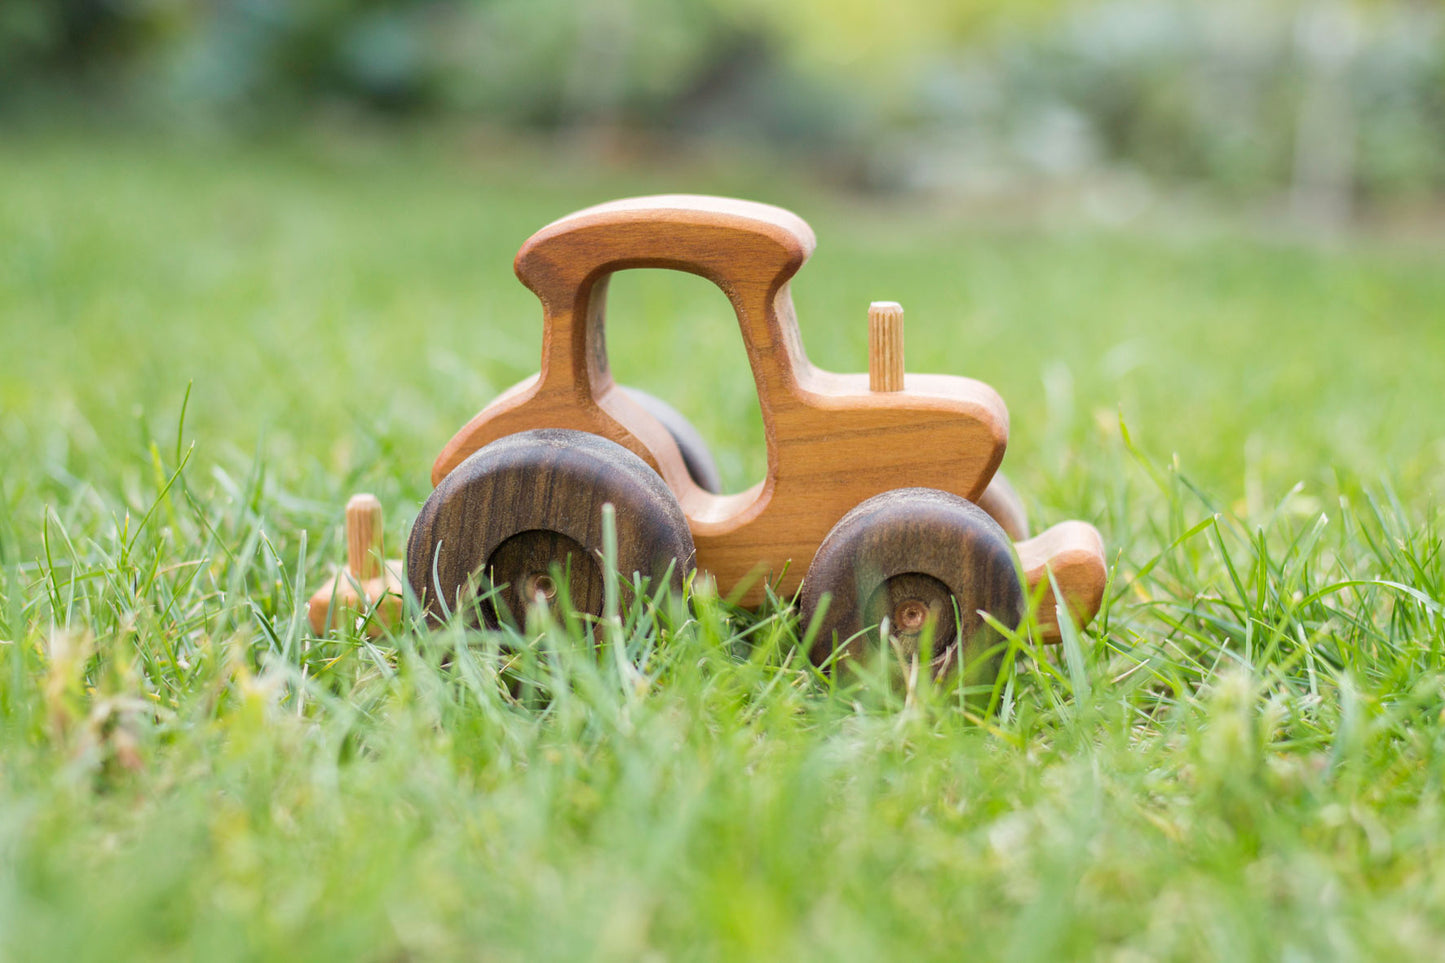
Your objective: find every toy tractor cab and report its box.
[315,195,1107,677]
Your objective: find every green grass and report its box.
[2,126,1444,960]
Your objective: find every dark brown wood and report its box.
[485,528,603,627]
[862,572,958,662]
[406,429,695,627]
[621,387,721,494]
[414,194,1105,634]
[801,487,1024,683]
[428,196,1012,607]
[976,471,1029,541]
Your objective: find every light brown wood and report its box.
[308,493,404,636]
[422,194,1106,636]
[868,301,905,393]
[1016,521,1107,641]
[346,493,384,580]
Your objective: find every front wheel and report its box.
[407,429,696,627]
[800,488,1024,684]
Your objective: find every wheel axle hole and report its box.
[863,573,958,657]
[485,529,604,625]
[524,572,557,603]
[893,598,932,635]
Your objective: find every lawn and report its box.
[2,126,1444,960]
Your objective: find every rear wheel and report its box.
[976,470,1029,540]
[800,488,1023,684]
[621,386,722,494]
[407,429,695,626]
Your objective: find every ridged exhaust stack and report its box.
[868,301,904,393]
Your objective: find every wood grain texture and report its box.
[867,301,905,392]
[407,429,695,626]
[418,194,1104,632]
[800,488,1024,681]
[427,195,1012,607]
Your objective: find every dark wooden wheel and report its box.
[800,487,1024,682]
[407,429,696,626]
[621,386,722,494]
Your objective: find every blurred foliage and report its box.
[2,0,1442,203]
[913,1,1445,203]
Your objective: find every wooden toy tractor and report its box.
[311,195,1107,676]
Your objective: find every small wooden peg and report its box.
[868,301,904,393]
[346,493,384,580]
[308,493,405,636]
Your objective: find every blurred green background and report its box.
[5,0,1444,216]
